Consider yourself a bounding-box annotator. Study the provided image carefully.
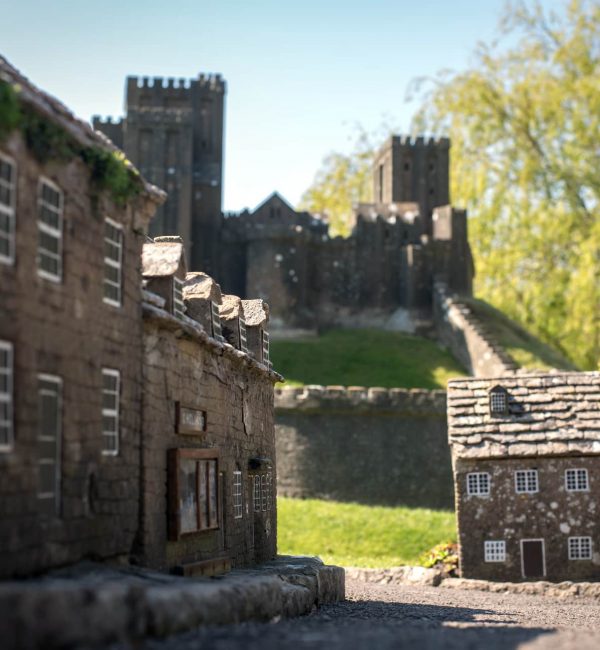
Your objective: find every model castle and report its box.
[94,75,473,331]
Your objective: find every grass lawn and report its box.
[465,298,577,371]
[271,329,467,389]
[277,497,456,568]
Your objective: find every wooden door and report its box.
[521,539,545,578]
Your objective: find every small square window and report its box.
[102,369,120,456]
[484,540,506,562]
[489,387,508,415]
[565,468,589,492]
[466,472,490,496]
[515,469,539,494]
[103,218,123,307]
[233,470,243,519]
[568,536,592,560]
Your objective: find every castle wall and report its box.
[433,283,517,377]
[275,386,453,510]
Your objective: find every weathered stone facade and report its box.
[448,372,600,582]
[0,56,163,578]
[275,386,453,509]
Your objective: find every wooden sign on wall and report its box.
[176,403,207,435]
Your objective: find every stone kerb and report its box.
[275,385,446,416]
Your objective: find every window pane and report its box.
[209,461,218,528]
[199,460,208,529]
[179,458,198,534]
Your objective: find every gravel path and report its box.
[133,579,600,650]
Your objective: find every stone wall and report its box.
[0,131,156,578]
[140,305,278,571]
[434,282,517,377]
[275,386,453,509]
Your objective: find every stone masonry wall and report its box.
[434,282,517,377]
[0,132,150,578]
[275,386,453,509]
[140,309,277,571]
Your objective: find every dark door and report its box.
[521,540,545,578]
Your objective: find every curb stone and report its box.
[0,556,344,650]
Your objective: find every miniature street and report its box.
[123,579,600,650]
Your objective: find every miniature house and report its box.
[448,372,600,582]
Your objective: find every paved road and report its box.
[135,579,600,650]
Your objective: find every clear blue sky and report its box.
[1,0,565,211]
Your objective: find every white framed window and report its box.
[466,472,490,496]
[37,178,63,282]
[261,473,268,512]
[239,317,248,353]
[173,276,185,319]
[233,470,243,519]
[211,301,224,342]
[262,331,270,367]
[515,469,539,494]
[103,218,123,307]
[568,536,592,560]
[38,374,62,516]
[253,474,261,512]
[0,153,16,265]
[266,472,272,511]
[565,468,589,492]
[0,341,14,451]
[102,368,120,456]
[484,540,506,562]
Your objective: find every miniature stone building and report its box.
[448,372,600,582]
[0,56,164,578]
[140,246,280,573]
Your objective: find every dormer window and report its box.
[239,317,248,354]
[211,301,224,342]
[489,386,508,416]
[173,277,185,319]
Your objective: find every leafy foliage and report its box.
[278,497,456,568]
[0,79,141,205]
[419,541,459,576]
[413,0,600,369]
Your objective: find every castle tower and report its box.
[93,73,226,274]
[372,135,450,235]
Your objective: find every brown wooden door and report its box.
[521,540,545,578]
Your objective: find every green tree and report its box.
[413,0,600,369]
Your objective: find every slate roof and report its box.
[141,240,185,277]
[242,299,269,327]
[0,55,164,203]
[448,372,600,459]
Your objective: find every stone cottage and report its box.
[448,372,600,582]
[140,239,280,574]
[0,55,164,577]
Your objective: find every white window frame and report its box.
[262,331,270,367]
[568,536,593,560]
[261,473,268,512]
[253,474,261,512]
[37,177,63,283]
[173,276,185,319]
[0,152,17,265]
[565,468,589,492]
[211,301,224,342]
[103,217,123,308]
[266,472,272,511]
[484,540,506,562]
[102,368,120,456]
[0,340,14,452]
[239,317,248,353]
[233,470,243,519]
[37,373,62,516]
[515,469,539,494]
[466,472,490,497]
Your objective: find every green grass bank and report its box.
[277,497,456,568]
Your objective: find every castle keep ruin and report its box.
[95,74,474,332]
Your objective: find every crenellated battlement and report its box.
[390,134,451,149]
[91,115,123,126]
[275,384,446,414]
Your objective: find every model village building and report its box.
[448,372,600,582]
[0,55,279,579]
